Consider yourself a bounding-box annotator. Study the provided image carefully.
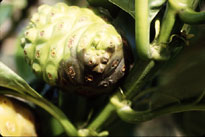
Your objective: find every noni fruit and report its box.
[21,3,132,95]
[0,95,37,136]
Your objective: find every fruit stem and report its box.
[147,103,205,120]
[134,0,151,59]
[158,0,201,43]
[157,3,176,44]
[179,9,205,24]
[124,60,156,99]
[117,101,205,123]
[87,103,116,131]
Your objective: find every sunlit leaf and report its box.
[109,0,135,18]
[109,0,166,21]
[0,61,41,97]
[148,0,167,21]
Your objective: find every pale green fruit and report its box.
[21,3,132,95]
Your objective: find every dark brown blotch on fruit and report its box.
[66,66,76,79]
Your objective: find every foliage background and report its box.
[0,0,205,136]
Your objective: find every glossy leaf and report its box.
[87,0,120,17]
[109,0,166,21]
[87,0,112,7]
[0,62,41,97]
[109,0,135,18]
[148,0,167,21]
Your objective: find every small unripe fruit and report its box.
[0,95,37,136]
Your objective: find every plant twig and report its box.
[134,0,150,59]
[87,103,116,131]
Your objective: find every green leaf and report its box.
[109,0,135,18]
[87,0,120,17]
[0,61,41,97]
[109,0,166,21]
[0,4,12,25]
[148,0,167,21]
[87,0,113,7]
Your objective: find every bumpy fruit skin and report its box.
[21,3,132,95]
[0,95,37,136]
